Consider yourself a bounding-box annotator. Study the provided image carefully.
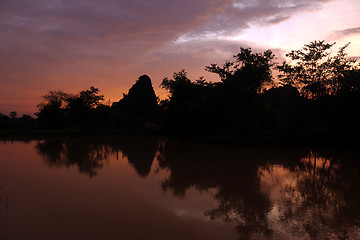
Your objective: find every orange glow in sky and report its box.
[0,0,359,115]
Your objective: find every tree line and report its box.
[1,40,360,142]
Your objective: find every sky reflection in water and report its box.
[0,136,359,240]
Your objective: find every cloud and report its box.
[0,0,337,114]
[0,0,332,62]
[0,0,238,78]
[176,0,332,41]
[333,27,360,37]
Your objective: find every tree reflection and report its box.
[116,135,159,178]
[36,139,111,177]
[33,136,360,239]
[157,139,360,239]
[158,139,301,239]
[262,150,360,239]
[35,135,159,178]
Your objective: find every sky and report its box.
[1,0,359,115]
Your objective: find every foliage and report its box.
[3,41,360,142]
[9,111,17,119]
[159,70,218,133]
[36,91,72,128]
[66,87,105,123]
[37,91,72,110]
[160,70,215,103]
[36,87,104,128]
[77,86,104,109]
[116,75,158,118]
[278,41,359,99]
[110,75,159,128]
[206,47,275,94]
[159,48,276,134]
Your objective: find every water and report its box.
[0,136,359,240]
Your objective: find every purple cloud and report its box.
[0,0,335,114]
[333,27,360,37]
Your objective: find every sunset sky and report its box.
[1,0,359,115]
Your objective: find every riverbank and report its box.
[1,127,359,149]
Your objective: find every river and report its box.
[0,135,359,239]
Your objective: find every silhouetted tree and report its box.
[159,48,276,135]
[67,86,104,123]
[206,47,275,94]
[36,87,105,128]
[262,85,304,136]
[0,113,10,129]
[112,75,158,128]
[9,111,17,119]
[6,40,360,141]
[160,70,218,133]
[205,48,276,135]
[0,113,9,119]
[335,68,360,96]
[38,90,72,109]
[278,41,359,99]
[274,41,360,139]
[36,90,72,128]
[78,86,104,109]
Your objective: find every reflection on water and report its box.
[259,152,360,239]
[35,135,158,177]
[36,140,111,177]
[1,136,360,240]
[157,139,275,239]
[0,163,6,218]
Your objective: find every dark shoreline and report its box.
[1,128,359,150]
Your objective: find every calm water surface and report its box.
[0,136,359,240]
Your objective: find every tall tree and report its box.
[67,86,104,123]
[119,75,158,117]
[78,86,104,109]
[36,90,72,128]
[37,90,71,110]
[277,41,359,99]
[111,75,159,128]
[159,70,217,133]
[206,47,275,94]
